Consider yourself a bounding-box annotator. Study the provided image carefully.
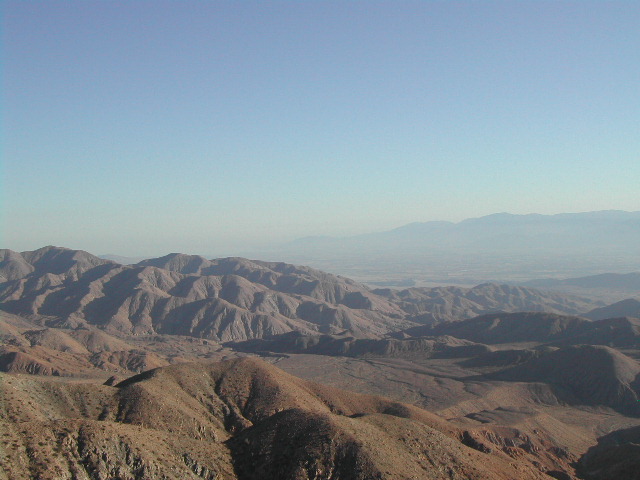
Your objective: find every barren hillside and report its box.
[0,357,553,480]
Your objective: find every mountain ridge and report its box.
[0,247,602,345]
[0,247,412,342]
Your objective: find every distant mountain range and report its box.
[289,210,640,254]
[262,210,640,284]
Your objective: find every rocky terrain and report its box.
[2,246,640,479]
[1,357,556,480]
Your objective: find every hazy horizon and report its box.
[3,1,639,256]
[4,208,639,262]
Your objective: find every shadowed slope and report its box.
[577,425,640,480]
[551,316,640,348]
[492,345,640,415]
[585,298,640,321]
[402,312,591,344]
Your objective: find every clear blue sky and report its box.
[2,1,639,256]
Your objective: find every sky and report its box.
[2,1,639,256]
